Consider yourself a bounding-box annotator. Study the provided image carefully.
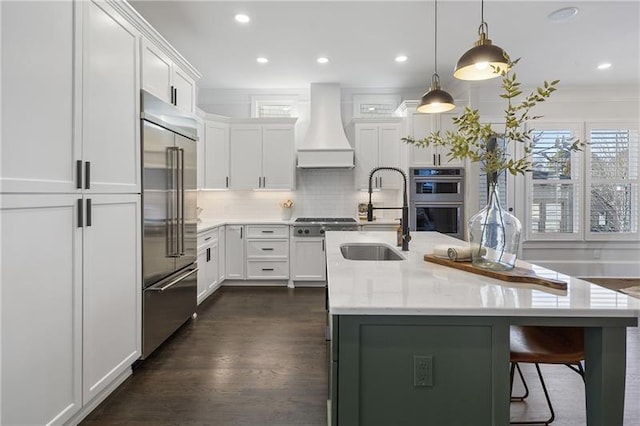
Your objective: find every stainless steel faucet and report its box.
[366,166,411,251]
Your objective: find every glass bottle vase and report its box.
[468,182,522,271]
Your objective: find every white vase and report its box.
[281,208,293,221]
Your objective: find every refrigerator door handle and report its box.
[147,268,198,292]
[178,147,185,256]
[167,147,179,258]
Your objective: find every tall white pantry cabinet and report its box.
[1,1,146,424]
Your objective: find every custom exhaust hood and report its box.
[297,83,354,168]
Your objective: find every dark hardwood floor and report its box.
[82,283,639,426]
[82,287,328,426]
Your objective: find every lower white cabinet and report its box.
[197,228,221,304]
[1,193,141,425]
[225,225,245,279]
[82,194,141,402]
[246,225,289,280]
[1,194,82,426]
[290,237,326,281]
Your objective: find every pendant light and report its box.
[417,0,455,113]
[453,0,510,81]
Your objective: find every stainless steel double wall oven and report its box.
[409,167,465,240]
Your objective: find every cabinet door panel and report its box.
[83,194,141,402]
[225,225,245,279]
[1,195,82,426]
[355,126,379,189]
[291,238,326,281]
[83,0,140,193]
[208,240,220,291]
[204,122,230,189]
[378,125,401,189]
[197,249,209,304]
[218,227,227,282]
[141,39,172,104]
[229,127,261,190]
[1,1,78,193]
[409,114,437,167]
[262,126,295,190]
[173,66,195,114]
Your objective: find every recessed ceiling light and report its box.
[597,63,612,70]
[235,14,250,23]
[548,7,579,23]
[256,57,268,64]
[317,57,329,64]
[395,55,408,63]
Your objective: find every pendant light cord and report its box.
[434,0,438,74]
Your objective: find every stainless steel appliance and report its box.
[293,217,359,236]
[141,90,198,359]
[409,167,465,240]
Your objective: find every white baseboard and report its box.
[65,368,132,425]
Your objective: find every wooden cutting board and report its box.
[424,254,568,291]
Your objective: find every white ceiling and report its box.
[129,1,639,91]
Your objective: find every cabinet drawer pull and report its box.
[261,230,274,234]
[204,237,212,241]
[261,247,274,251]
[262,268,274,271]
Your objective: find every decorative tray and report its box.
[423,254,568,291]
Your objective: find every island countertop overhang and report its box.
[326,231,640,320]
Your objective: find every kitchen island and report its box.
[326,231,640,426]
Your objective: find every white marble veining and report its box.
[197,219,293,233]
[326,231,640,317]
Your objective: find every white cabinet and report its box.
[229,120,296,190]
[1,0,141,194]
[1,0,77,193]
[141,38,196,114]
[245,225,289,280]
[83,0,141,194]
[352,119,403,190]
[218,226,227,282]
[197,228,221,304]
[82,194,141,403]
[403,108,464,168]
[290,237,326,281]
[225,225,245,279]
[204,120,230,189]
[0,193,141,425]
[1,194,83,426]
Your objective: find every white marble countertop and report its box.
[326,231,640,318]
[197,219,292,233]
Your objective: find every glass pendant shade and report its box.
[417,74,455,113]
[454,24,510,81]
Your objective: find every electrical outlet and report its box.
[593,249,601,259]
[413,355,433,387]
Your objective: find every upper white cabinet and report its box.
[141,39,196,114]
[83,0,141,194]
[0,0,141,194]
[1,0,78,193]
[399,101,464,168]
[229,120,296,190]
[203,119,231,189]
[351,119,403,190]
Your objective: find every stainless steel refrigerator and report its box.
[141,91,198,359]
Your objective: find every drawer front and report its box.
[246,239,289,258]
[197,228,218,251]
[247,260,289,279]
[246,225,289,239]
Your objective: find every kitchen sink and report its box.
[340,243,404,261]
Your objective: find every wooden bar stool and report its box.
[510,326,585,425]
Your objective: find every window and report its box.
[250,95,299,118]
[352,94,400,118]
[586,124,639,239]
[526,124,582,240]
[525,122,639,241]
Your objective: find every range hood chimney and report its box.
[297,83,354,168]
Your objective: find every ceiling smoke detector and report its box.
[548,7,579,23]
